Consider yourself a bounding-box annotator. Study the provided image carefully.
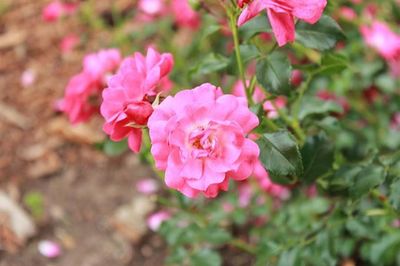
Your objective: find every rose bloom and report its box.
[148,83,260,198]
[101,48,174,152]
[58,49,122,124]
[42,0,78,22]
[237,0,327,46]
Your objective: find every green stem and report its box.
[229,238,257,255]
[271,101,306,145]
[227,6,254,105]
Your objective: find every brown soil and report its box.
[0,0,166,265]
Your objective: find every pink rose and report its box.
[148,83,260,198]
[42,0,78,22]
[171,0,201,29]
[237,0,327,46]
[100,48,174,152]
[58,49,122,124]
[136,178,159,194]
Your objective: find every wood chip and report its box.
[0,102,32,130]
[0,30,26,50]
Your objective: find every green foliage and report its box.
[258,131,303,184]
[256,51,292,96]
[296,15,345,51]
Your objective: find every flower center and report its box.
[189,125,218,158]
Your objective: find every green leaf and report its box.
[301,134,334,183]
[191,249,222,266]
[370,234,400,265]
[298,97,343,120]
[239,14,271,40]
[389,179,400,211]
[103,139,128,156]
[228,44,260,74]
[189,53,229,77]
[256,51,292,96]
[317,53,348,75]
[257,131,303,184]
[296,15,345,51]
[350,165,385,198]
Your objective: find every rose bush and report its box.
[55,0,400,264]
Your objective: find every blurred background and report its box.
[0,1,171,265]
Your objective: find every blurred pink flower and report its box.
[391,113,400,130]
[263,96,286,119]
[171,0,201,29]
[136,178,159,194]
[42,1,78,22]
[237,0,327,46]
[361,21,400,61]
[232,80,286,119]
[339,7,357,21]
[253,160,290,200]
[60,34,80,54]
[148,83,260,198]
[317,90,350,115]
[100,48,173,152]
[147,211,171,231]
[38,240,61,258]
[238,182,252,207]
[58,49,121,124]
[138,0,165,16]
[291,69,303,87]
[21,69,36,87]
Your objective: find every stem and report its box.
[293,74,313,119]
[227,6,254,105]
[229,238,257,254]
[271,100,306,145]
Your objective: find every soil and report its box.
[0,0,166,265]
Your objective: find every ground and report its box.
[0,0,166,265]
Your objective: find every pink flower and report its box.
[317,90,350,115]
[38,240,61,258]
[58,49,121,124]
[391,113,400,131]
[232,80,265,104]
[253,160,290,199]
[263,96,287,119]
[338,7,357,21]
[21,69,36,87]
[291,69,303,87]
[42,1,78,22]
[237,0,327,46]
[148,83,260,198]
[136,178,159,194]
[100,48,174,152]
[138,0,166,17]
[361,21,400,61]
[147,211,171,231]
[60,34,80,54]
[171,0,201,29]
